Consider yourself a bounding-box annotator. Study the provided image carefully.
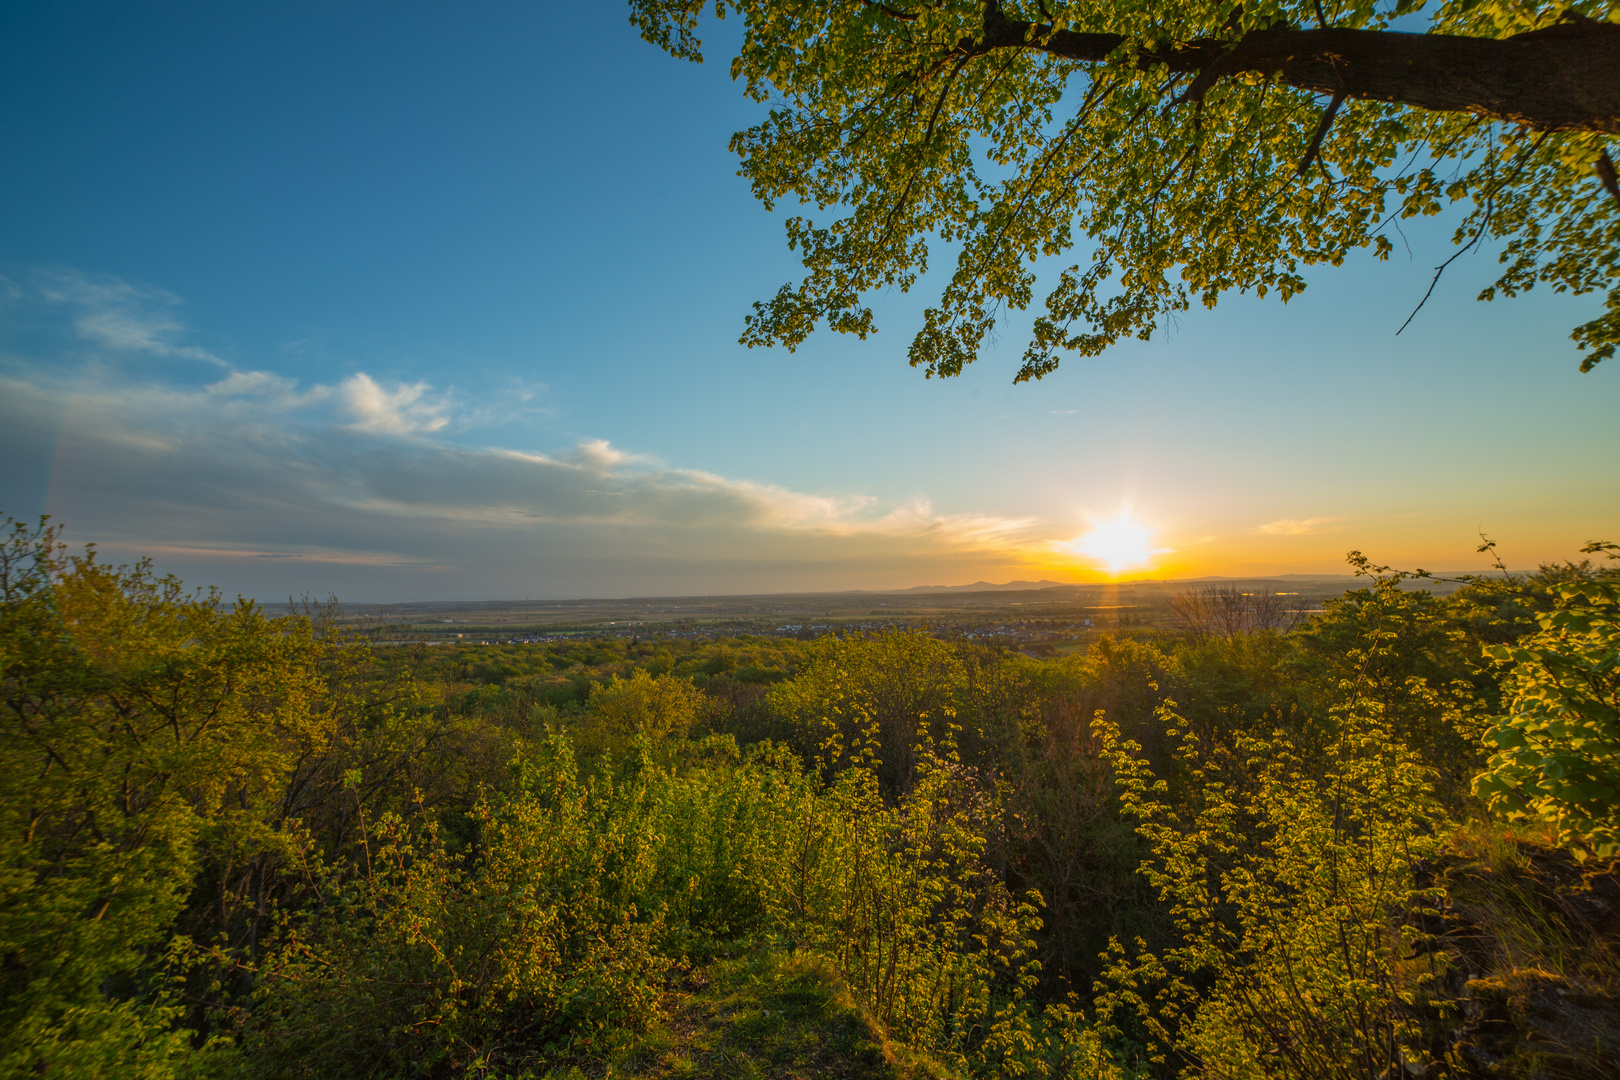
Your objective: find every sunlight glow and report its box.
[1057,511,1172,575]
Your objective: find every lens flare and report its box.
[1058,511,1171,574]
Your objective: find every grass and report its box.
[1396,820,1620,1078]
[1443,819,1614,980]
[544,947,951,1080]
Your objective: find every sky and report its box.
[1,1,1616,601]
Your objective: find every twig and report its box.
[1476,531,1510,577]
[1395,214,1488,335]
[1396,131,1549,335]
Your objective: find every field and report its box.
[339,575,1409,648]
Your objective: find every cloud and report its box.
[1256,516,1347,536]
[0,268,1047,598]
[0,267,535,440]
[208,370,332,409]
[340,373,450,435]
[457,376,554,428]
[104,542,448,569]
[566,438,650,474]
[26,269,225,365]
[0,363,1042,599]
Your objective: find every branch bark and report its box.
[973,6,1620,134]
[1598,149,1620,204]
[1297,89,1346,175]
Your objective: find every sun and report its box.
[1058,511,1171,575]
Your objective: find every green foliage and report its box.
[1475,565,1620,858]
[769,629,968,797]
[230,728,1053,1078]
[1095,698,1444,1079]
[979,655,1156,991]
[782,752,1046,1071]
[583,668,708,756]
[1288,573,1515,801]
[631,0,1620,376]
[0,518,518,1076]
[0,518,326,1077]
[237,739,675,1078]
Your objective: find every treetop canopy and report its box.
[631,0,1620,379]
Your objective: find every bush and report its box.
[1094,699,1443,1080]
[768,630,967,799]
[1475,570,1620,858]
[0,518,326,1077]
[580,668,706,757]
[236,739,674,1079]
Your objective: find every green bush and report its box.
[236,739,673,1078]
[0,519,327,1077]
[231,728,1050,1077]
[1475,572,1620,858]
[1095,699,1443,1080]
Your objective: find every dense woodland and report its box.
[3,515,1618,1079]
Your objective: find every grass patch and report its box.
[547,948,950,1080]
[1397,822,1620,1078]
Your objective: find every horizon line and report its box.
[244,570,1529,610]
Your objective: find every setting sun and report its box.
[1058,511,1171,574]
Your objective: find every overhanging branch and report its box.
[970,6,1620,134]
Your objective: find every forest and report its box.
[3,515,1618,1080]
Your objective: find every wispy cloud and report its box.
[1256,516,1347,536]
[458,376,554,428]
[106,542,450,569]
[208,370,331,408]
[27,269,225,365]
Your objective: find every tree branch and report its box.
[1395,220,1487,336]
[1396,131,1550,335]
[1597,149,1620,207]
[1296,89,1346,176]
[974,9,1620,134]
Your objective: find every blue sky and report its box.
[2,0,1616,600]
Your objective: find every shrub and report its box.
[582,668,706,757]
[1094,698,1444,1080]
[0,518,326,1077]
[768,630,967,799]
[1475,568,1620,858]
[236,738,674,1079]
